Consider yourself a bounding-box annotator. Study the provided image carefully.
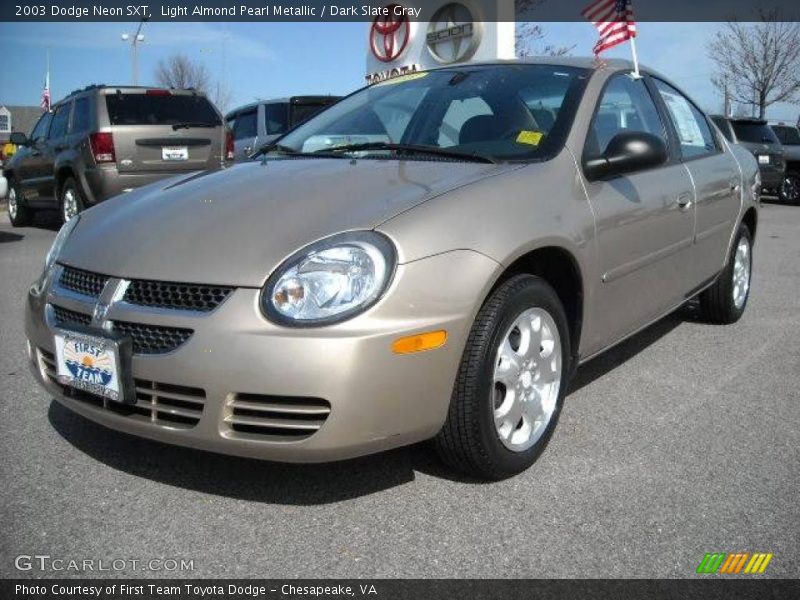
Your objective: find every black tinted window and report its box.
[588,75,666,157]
[49,103,71,139]
[653,79,717,159]
[264,103,289,135]
[30,112,52,140]
[711,116,733,142]
[290,102,330,127]
[772,125,800,145]
[105,94,221,126]
[731,121,780,144]
[232,109,257,140]
[72,97,91,133]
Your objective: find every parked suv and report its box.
[770,122,800,204]
[711,115,785,196]
[225,96,340,161]
[3,85,233,226]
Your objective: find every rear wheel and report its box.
[60,177,85,223]
[699,223,752,324]
[7,181,33,227]
[435,275,571,480]
[779,173,800,205]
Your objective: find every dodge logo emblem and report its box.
[370,5,410,63]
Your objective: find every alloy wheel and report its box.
[62,188,78,222]
[8,187,17,221]
[492,307,562,452]
[781,176,800,204]
[732,236,751,310]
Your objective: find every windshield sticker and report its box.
[374,72,429,87]
[516,130,544,146]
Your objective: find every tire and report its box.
[7,180,33,227]
[435,274,571,480]
[59,177,85,224]
[779,173,800,205]
[699,223,753,324]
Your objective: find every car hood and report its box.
[59,158,508,287]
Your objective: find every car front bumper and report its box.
[25,250,498,462]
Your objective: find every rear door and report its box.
[31,101,70,204]
[103,90,224,173]
[652,79,741,285]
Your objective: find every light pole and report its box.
[121,19,148,85]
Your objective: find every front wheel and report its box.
[699,223,753,324]
[779,174,800,205]
[435,275,571,480]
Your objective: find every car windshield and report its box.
[772,125,800,145]
[731,121,780,144]
[276,64,589,162]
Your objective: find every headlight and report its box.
[262,231,396,326]
[31,215,80,295]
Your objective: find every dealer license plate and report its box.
[54,330,125,402]
[162,146,188,161]
[758,155,770,165]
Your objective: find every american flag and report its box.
[582,0,637,56]
[40,71,50,112]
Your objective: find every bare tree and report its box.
[707,13,800,119]
[515,0,574,57]
[516,22,574,58]
[155,53,211,92]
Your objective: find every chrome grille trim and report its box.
[226,393,331,440]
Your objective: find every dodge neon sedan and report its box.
[26,59,759,479]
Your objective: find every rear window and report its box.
[772,125,800,145]
[105,93,221,126]
[290,102,332,127]
[731,121,780,144]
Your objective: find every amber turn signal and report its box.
[391,330,447,354]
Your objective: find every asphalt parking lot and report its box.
[0,201,797,579]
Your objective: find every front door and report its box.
[581,74,695,353]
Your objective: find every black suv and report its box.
[711,116,786,196]
[3,85,232,226]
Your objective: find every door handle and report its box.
[676,192,693,210]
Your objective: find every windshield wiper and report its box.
[171,121,216,130]
[312,142,497,164]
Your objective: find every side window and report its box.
[263,103,289,135]
[48,102,71,140]
[438,97,493,147]
[587,75,667,158]
[72,97,91,134]
[233,109,257,140]
[30,112,52,141]
[711,116,733,142]
[653,79,717,159]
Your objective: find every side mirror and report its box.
[9,132,28,146]
[584,131,668,181]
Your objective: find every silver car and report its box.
[25,59,759,479]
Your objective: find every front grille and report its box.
[50,305,192,355]
[124,280,233,312]
[52,304,92,327]
[113,321,193,355]
[59,266,109,298]
[38,348,206,429]
[226,393,331,440]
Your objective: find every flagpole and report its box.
[629,35,641,78]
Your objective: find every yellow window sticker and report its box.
[374,72,429,86]
[516,130,544,146]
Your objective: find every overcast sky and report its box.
[0,21,798,122]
